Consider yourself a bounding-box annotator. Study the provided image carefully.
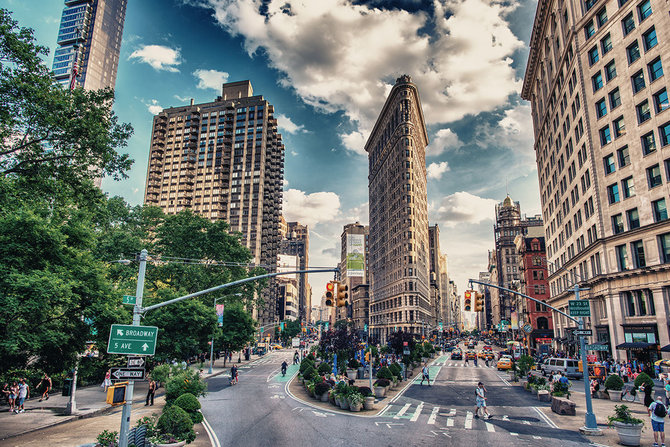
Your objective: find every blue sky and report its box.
[5,0,543,301]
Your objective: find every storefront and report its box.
[616,324,660,363]
[531,330,554,354]
[594,325,611,360]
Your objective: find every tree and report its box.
[280,320,301,344]
[217,304,256,366]
[388,330,416,356]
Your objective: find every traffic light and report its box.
[464,290,472,311]
[325,282,335,306]
[474,292,484,312]
[336,282,349,307]
[106,382,127,406]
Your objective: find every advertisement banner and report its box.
[510,312,519,330]
[216,304,225,327]
[346,234,365,277]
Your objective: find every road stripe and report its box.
[447,418,454,427]
[533,407,559,429]
[465,411,473,429]
[201,414,222,447]
[448,408,456,416]
[533,436,542,440]
[510,432,519,436]
[410,402,424,422]
[394,403,411,419]
[485,422,495,432]
[427,406,439,424]
[502,415,509,421]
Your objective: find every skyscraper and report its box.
[522,0,670,361]
[144,80,285,325]
[280,221,310,323]
[339,222,369,328]
[52,0,127,91]
[366,75,431,342]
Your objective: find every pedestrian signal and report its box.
[336,282,348,307]
[325,282,335,306]
[106,382,127,406]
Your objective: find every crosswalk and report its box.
[380,402,547,439]
[433,361,499,368]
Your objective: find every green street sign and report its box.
[107,324,158,356]
[260,326,264,333]
[569,300,591,317]
[122,295,136,305]
[586,344,609,351]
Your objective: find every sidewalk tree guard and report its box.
[468,278,602,435]
[117,248,339,447]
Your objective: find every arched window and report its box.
[537,317,549,330]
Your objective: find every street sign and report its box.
[111,368,146,381]
[260,326,264,333]
[107,324,158,356]
[522,324,533,334]
[586,355,597,363]
[569,300,591,317]
[403,341,408,346]
[122,295,136,305]
[585,344,609,351]
[403,348,410,355]
[127,357,145,368]
[574,329,593,336]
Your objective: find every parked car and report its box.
[451,349,463,360]
[541,357,581,379]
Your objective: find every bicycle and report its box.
[621,386,637,402]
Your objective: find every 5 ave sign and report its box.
[108,324,158,356]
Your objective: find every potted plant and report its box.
[314,382,330,402]
[608,404,644,446]
[339,390,350,410]
[152,405,196,446]
[347,359,360,378]
[604,375,624,402]
[359,387,375,410]
[373,379,389,398]
[348,391,364,412]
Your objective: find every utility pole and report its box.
[119,249,147,447]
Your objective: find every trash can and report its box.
[357,367,365,379]
[62,378,73,397]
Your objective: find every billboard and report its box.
[346,234,365,277]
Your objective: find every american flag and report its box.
[69,57,79,90]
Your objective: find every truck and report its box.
[291,337,301,348]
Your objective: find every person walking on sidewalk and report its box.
[101,369,112,392]
[665,380,670,406]
[420,362,431,386]
[38,373,52,402]
[648,396,667,447]
[145,379,156,406]
[16,379,29,413]
[474,382,491,419]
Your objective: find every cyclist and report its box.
[281,360,288,377]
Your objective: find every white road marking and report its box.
[465,411,473,429]
[522,420,531,425]
[533,436,542,439]
[510,432,519,436]
[427,406,439,424]
[312,411,327,417]
[533,407,559,428]
[502,415,509,421]
[201,414,222,447]
[410,402,424,422]
[486,422,495,432]
[447,418,454,427]
[448,408,456,416]
[394,403,411,419]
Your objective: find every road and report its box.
[200,346,595,447]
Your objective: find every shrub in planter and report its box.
[299,359,314,374]
[358,387,372,397]
[374,378,390,388]
[156,405,196,444]
[150,364,172,385]
[165,370,207,405]
[95,429,118,447]
[389,363,402,379]
[605,374,624,391]
[536,377,547,386]
[302,366,317,381]
[633,372,654,389]
[348,359,360,369]
[376,367,394,381]
[551,381,570,398]
[527,375,537,385]
[318,363,332,375]
[174,393,203,424]
[314,382,331,397]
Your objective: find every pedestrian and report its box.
[665,380,670,406]
[37,373,52,402]
[648,396,667,447]
[420,362,430,386]
[101,369,112,392]
[464,354,469,366]
[145,379,156,406]
[16,379,29,413]
[8,381,18,413]
[2,383,11,412]
[231,364,238,384]
[474,356,478,367]
[474,382,491,419]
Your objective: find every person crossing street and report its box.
[474,382,491,419]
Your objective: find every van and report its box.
[541,357,581,379]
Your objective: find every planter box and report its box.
[320,392,330,402]
[608,390,623,402]
[538,390,551,402]
[340,397,350,410]
[612,421,643,446]
[374,386,386,398]
[550,396,576,416]
[363,396,375,410]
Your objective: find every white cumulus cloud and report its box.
[340,130,367,156]
[282,188,341,227]
[426,128,463,156]
[129,45,181,72]
[146,99,163,115]
[276,114,306,134]
[430,191,498,227]
[427,161,450,179]
[194,69,230,90]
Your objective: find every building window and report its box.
[612,214,624,234]
[632,71,646,93]
[600,125,611,145]
[622,176,636,198]
[643,27,657,51]
[622,13,635,35]
[641,132,656,154]
[653,198,668,221]
[585,20,596,39]
[596,6,608,25]
[637,100,651,123]
[623,291,636,315]
[649,58,663,82]
[631,240,646,268]
[653,88,669,113]
[647,164,662,188]
[637,0,652,21]
[604,154,616,174]
[613,116,626,137]
[605,60,617,81]
[596,99,607,118]
[589,46,599,65]
[661,122,670,146]
[616,244,628,270]
[618,145,630,167]
[601,33,613,54]
[608,183,620,203]
[592,72,603,92]
[627,207,640,228]
[659,233,670,263]
[610,88,622,108]
[627,41,641,64]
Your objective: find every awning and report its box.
[661,344,670,352]
[615,342,657,350]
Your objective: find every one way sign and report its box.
[127,357,145,368]
[111,368,146,381]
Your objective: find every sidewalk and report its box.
[0,351,262,442]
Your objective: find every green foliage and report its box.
[314,382,331,396]
[279,320,301,343]
[604,374,624,391]
[302,366,317,381]
[150,364,172,385]
[95,429,118,447]
[156,405,196,443]
[608,405,644,426]
[135,414,159,439]
[348,358,360,368]
[633,372,654,390]
[318,363,332,375]
[358,386,372,397]
[374,378,390,387]
[516,355,535,375]
[165,369,206,405]
[552,381,570,396]
[174,393,201,412]
[376,367,394,380]
[388,330,416,356]
[300,358,314,373]
[215,304,257,356]
[389,363,402,378]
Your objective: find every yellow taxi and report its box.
[497,357,513,370]
[466,351,477,360]
[270,344,283,350]
[477,351,487,359]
